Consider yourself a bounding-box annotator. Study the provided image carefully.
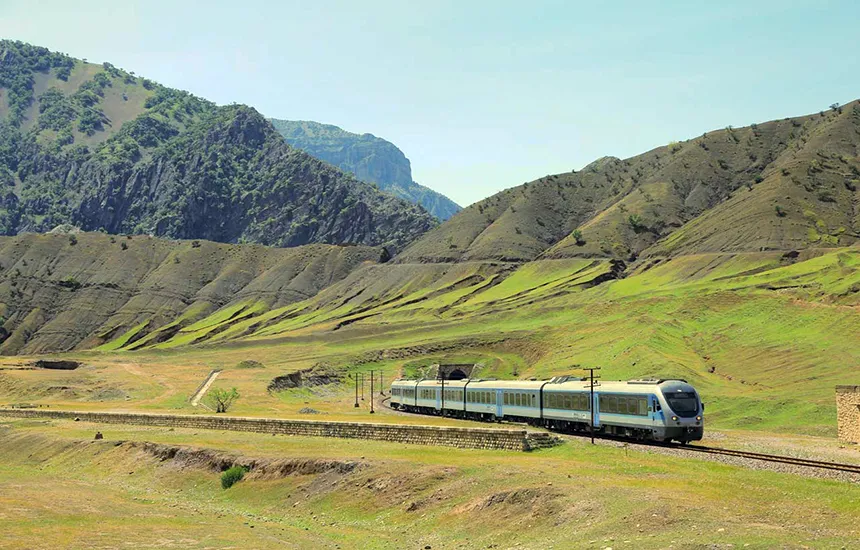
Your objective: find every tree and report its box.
[627,214,646,232]
[207,387,239,413]
[572,229,585,245]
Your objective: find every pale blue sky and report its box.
[3,1,858,206]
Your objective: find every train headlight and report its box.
[672,416,678,421]
[696,416,702,421]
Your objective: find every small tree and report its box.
[572,229,585,245]
[207,387,239,413]
[627,214,646,232]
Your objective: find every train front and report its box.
[657,380,704,443]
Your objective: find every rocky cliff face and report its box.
[271,119,462,220]
[0,40,436,252]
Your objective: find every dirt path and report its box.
[191,370,222,407]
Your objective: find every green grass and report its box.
[0,420,857,549]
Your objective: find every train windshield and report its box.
[664,391,699,417]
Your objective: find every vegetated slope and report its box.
[0,40,435,250]
[398,103,860,263]
[271,119,461,220]
[0,232,384,354]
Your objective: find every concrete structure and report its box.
[836,386,860,444]
[0,408,560,451]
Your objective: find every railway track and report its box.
[381,398,860,475]
[659,443,860,474]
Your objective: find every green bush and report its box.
[220,465,247,489]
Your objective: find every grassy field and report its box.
[0,419,857,550]
[2,248,857,437]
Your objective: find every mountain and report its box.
[398,104,860,263]
[0,40,436,250]
[0,231,384,354]
[270,119,461,220]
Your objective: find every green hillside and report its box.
[271,119,461,220]
[0,40,436,249]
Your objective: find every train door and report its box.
[495,390,503,418]
[592,392,600,428]
[435,388,441,412]
[650,395,663,422]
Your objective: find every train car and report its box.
[390,376,703,443]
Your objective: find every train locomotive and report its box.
[390,375,704,443]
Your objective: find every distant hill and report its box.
[271,119,461,220]
[0,40,436,251]
[0,232,384,354]
[398,103,860,263]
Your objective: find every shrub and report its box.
[220,465,247,489]
[572,229,585,245]
[235,360,264,369]
[120,241,128,250]
[58,276,82,290]
[775,205,786,217]
[817,190,836,202]
[68,234,77,246]
[191,240,201,248]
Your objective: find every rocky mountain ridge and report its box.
[271,119,461,220]
[398,102,860,263]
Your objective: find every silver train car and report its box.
[389,376,704,443]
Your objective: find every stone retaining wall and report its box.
[836,386,860,444]
[0,408,557,452]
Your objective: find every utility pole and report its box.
[440,366,445,416]
[353,373,359,408]
[585,366,601,444]
[360,372,365,401]
[379,371,384,396]
[370,369,375,414]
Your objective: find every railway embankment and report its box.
[0,408,561,452]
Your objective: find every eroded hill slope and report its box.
[0,232,383,353]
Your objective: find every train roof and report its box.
[392,377,692,393]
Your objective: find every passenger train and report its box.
[390,375,704,443]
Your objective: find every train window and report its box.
[513,393,518,406]
[638,398,648,416]
[531,394,536,407]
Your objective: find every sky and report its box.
[2,0,859,206]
